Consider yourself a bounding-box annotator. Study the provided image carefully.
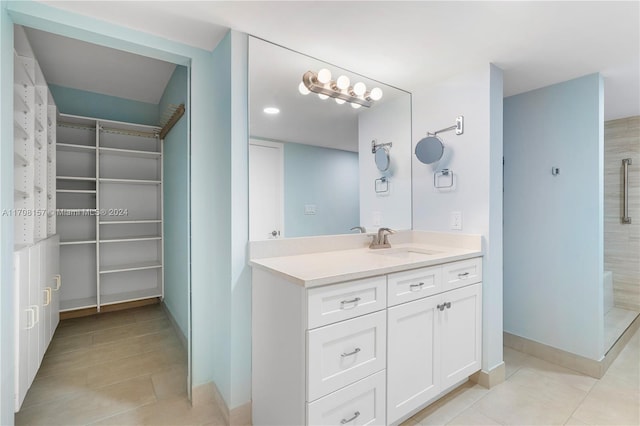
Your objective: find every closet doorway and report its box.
[13,25,192,424]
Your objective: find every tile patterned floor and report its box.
[604,308,639,353]
[15,304,225,426]
[17,305,639,425]
[401,327,640,426]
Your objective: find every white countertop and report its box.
[249,242,482,287]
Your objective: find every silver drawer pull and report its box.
[410,282,424,290]
[458,272,470,278]
[341,348,361,358]
[340,297,361,306]
[341,411,360,424]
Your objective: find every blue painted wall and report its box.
[503,73,604,359]
[49,83,159,126]
[283,143,359,237]
[159,65,188,339]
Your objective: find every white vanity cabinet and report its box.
[251,255,482,426]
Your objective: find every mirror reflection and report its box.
[248,37,412,240]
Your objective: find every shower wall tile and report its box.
[604,116,640,312]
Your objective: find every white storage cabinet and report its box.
[252,256,483,426]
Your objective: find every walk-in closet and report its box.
[12,24,191,423]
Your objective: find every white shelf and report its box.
[57,143,96,153]
[57,176,97,181]
[34,116,44,132]
[60,239,96,246]
[14,54,34,86]
[14,119,29,140]
[99,147,161,159]
[14,189,29,200]
[100,235,161,244]
[13,86,30,113]
[100,288,162,306]
[99,219,161,225]
[56,189,96,194]
[99,178,161,185]
[99,261,162,274]
[60,297,97,312]
[14,152,28,167]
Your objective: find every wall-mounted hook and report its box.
[552,167,560,176]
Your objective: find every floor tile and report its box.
[472,381,575,425]
[152,364,188,400]
[412,382,490,425]
[571,376,640,426]
[447,408,501,425]
[16,376,156,426]
[92,396,226,426]
[503,346,531,379]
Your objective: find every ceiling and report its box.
[37,1,639,120]
[24,27,176,104]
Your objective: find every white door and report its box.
[439,283,482,389]
[387,295,441,424]
[249,140,284,240]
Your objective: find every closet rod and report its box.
[159,103,185,140]
[100,126,159,139]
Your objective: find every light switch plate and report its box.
[304,204,316,215]
[450,211,462,230]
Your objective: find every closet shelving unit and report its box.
[56,113,164,313]
[13,24,60,411]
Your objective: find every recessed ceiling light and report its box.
[263,107,280,115]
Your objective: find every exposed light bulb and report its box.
[263,107,280,114]
[318,93,329,100]
[369,87,383,101]
[335,98,346,105]
[298,81,310,95]
[353,82,366,96]
[336,75,350,90]
[351,102,361,109]
[317,68,332,84]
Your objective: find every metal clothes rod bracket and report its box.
[371,139,393,153]
[622,158,632,224]
[430,115,464,136]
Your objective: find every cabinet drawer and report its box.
[307,276,386,329]
[442,258,482,291]
[387,265,441,306]
[307,370,386,426]
[307,311,386,401]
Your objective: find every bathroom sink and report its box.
[370,247,442,258]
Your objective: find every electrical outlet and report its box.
[450,211,462,230]
[304,204,316,215]
[372,211,382,226]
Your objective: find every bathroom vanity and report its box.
[249,231,483,426]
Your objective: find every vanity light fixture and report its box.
[263,107,280,114]
[298,68,383,108]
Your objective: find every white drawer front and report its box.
[387,265,442,306]
[307,311,386,401]
[307,370,386,426]
[442,258,482,291]
[307,276,386,329]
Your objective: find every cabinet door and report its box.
[387,296,440,424]
[38,241,52,360]
[14,249,30,412]
[47,235,60,336]
[439,283,482,389]
[27,244,41,384]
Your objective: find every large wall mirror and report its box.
[248,37,412,240]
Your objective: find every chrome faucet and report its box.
[369,227,395,249]
[350,226,366,233]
